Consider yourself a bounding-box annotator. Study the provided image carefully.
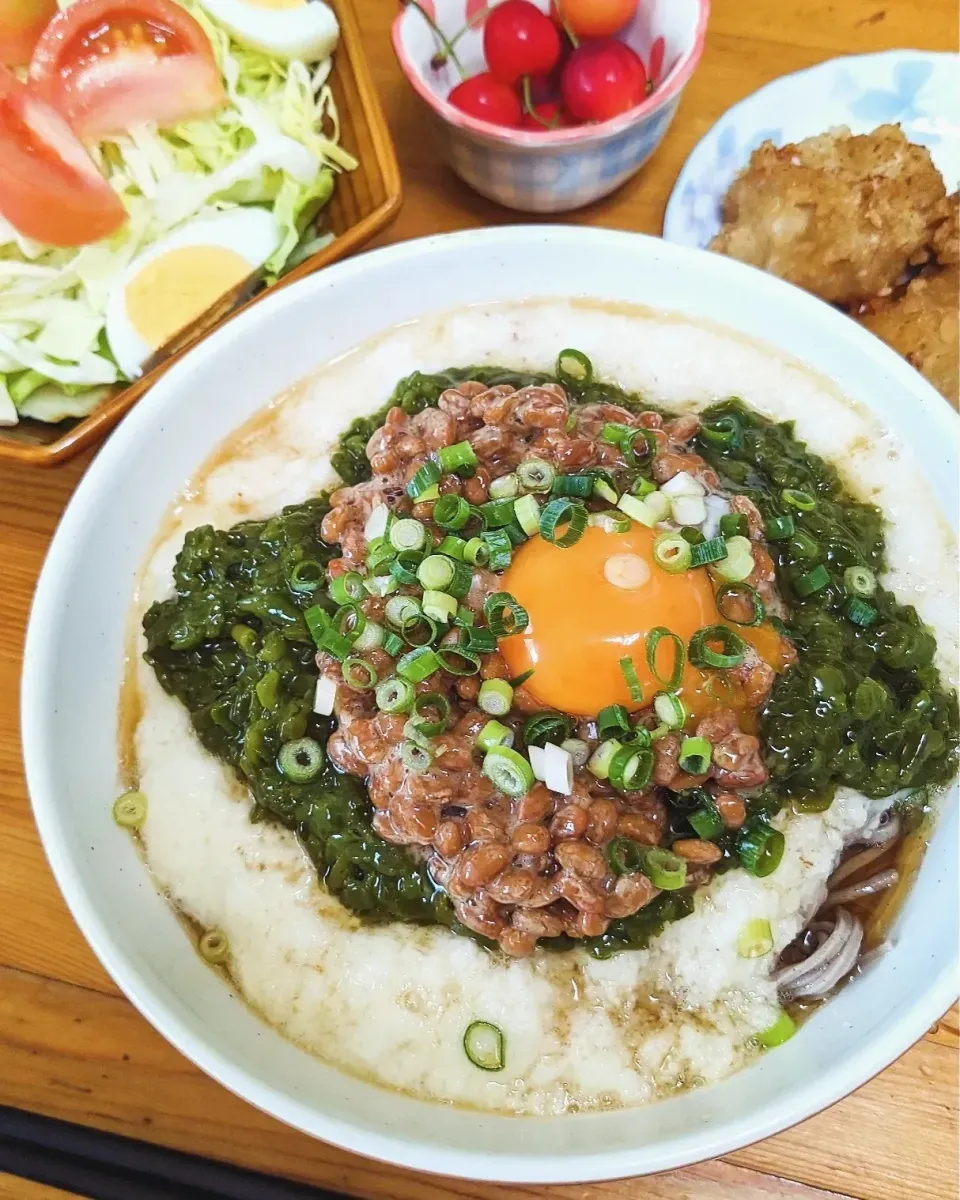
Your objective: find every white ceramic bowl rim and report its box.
[391,0,711,147]
[21,227,960,1184]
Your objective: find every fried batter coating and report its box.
[932,192,959,266]
[859,265,959,405]
[710,124,946,305]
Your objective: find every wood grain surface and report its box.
[1,1,957,1197]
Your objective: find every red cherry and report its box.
[519,100,576,130]
[483,0,562,86]
[449,72,523,127]
[561,39,647,123]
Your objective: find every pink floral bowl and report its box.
[392,0,710,213]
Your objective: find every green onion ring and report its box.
[678,735,712,775]
[619,656,644,703]
[688,625,748,669]
[433,494,471,530]
[484,591,529,637]
[556,348,593,386]
[606,836,645,876]
[435,645,482,675]
[844,565,877,597]
[736,821,785,877]
[406,459,441,500]
[715,583,766,627]
[375,676,415,714]
[640,848,688,890]
[464,537,489,566]
[523,711,572,748]
[482,746,534,798]
[389,550,423,586]
[794,564,831,597]
[401,740,433,772]
[646,627,686,690]
[334,603,367,641]
[287,559,325,593]
[328,571,366,606]
[539,498,587,548]
[278,737,324,783]
[516,458,556,493]
[342,656,378,690]
[781,487,817,512]
[597,704,630,738]
[699,415,742,448]
[608,744,653,791]
[411,691,451,736]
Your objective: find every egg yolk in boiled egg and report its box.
[124,245,250,353]
[501,523,778,719]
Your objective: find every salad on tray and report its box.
[0,0,355,426]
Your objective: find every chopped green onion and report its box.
[556,348,593,386]
[539,498,587,547]
[113,790,147,830]
[640,847,688,890]
[844,565,877,597]
[551,473,593,498]
[606,836,644,875]
[719,513,749,539]
[592,476,618,504]
[619,656,643,703]
[417,483,440,503]
[463,1020,505,1071]
[609,744,654,791]
[715,583,766,627]
[382,631,404,656]
[436,645,481,675]
[680,526,705,546]
[334,603,366,642]
[417,554,456,591]
[436,440,478,474]
[366,537,396,572]
[455,606,475,627]
[623,428,658,467]
[737,821,785,877]
[478,679,514,716]
[630,476,657,498]
[396,646,440,683]
[437,535,467,560]
[764,514,796,541]
[198,929,229,964]
[699,414,741,448]
[588,509,631,533]
[789,530,820,560]
[401,740,433,772]
[644,490,671,522]
[401,613,440,648]
[489,473,520,501]
[678,736,712,775]
[305,606,353,660]
[516,458,556,493]
[445,559,475,599]
[756,1011,796,1049]
[795,564,831,597]
[781,487,817,512]
[597,704,630,738]
[363,572,398,599]
[352,620,385,653]
[561,737,589,767]
[464,537,490,566]
[523,711,572,747]
[484,591,529,636]
[389,518,426,552]
[412,692,451,736]
[653,532,693,574]
[617,492,656,527]
[286,559,325,594]
[710,535,755,583]
[513,494,541,536]
[476,719,513,752]
[433,494,471,530]
[376,677,415,714]
[600,421,634,446]
[482,746,534,798]
[480,497,519,527]
[646,627,686,690]
[502,520,528,548]
[385,595,421,630]
[587,738,622,780]
[846,597,877,627]
[481,529,513,571]
[389,550,423,586]
[737,918,774,958]
[621,723,652,748]
[653,691,686,729]
[406,459,442,499]
[689,624,748,669]
[688,801,723,840]
[422,589,457,624]
[690,536,728,567]
[342,656,378,690]
[507,667,535,688]
[462,625,498,653]
[278,737,324,783]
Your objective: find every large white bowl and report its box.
[22,228,959,1184]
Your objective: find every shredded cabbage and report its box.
[0,1,355,425]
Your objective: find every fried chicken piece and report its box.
[932,192,959,266]
[859,265,959,405]
[710,124,946,305]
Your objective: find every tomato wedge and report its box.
[0,63,126,246]
[0,0,57,66]
[29,0,225,141]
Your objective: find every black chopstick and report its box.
[0,1105,350,1200]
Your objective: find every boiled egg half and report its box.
[196,0,339,62]
[105,208,281,379]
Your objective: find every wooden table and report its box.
[1,1,957,1197]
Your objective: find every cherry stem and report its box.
[404,0,466,79]
[521,76,559,129]
[553,0,579,48]
[450,3,494,47]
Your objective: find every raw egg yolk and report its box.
[500,523,796,721]
[125,245,250,352]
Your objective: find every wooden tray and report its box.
[0,0,401,468]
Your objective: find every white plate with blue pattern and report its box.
[663,50,960,248]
